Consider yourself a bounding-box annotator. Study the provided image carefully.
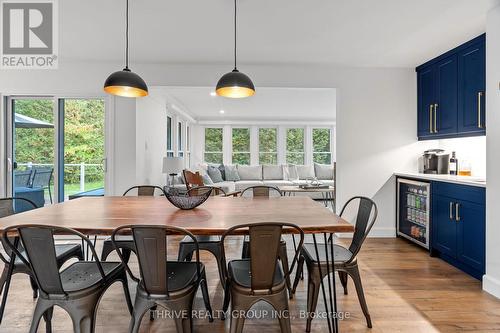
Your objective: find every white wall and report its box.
[484,4,500,298]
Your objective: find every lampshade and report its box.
[162,157,184,175]
[216,69,255,98]
[104,68,148,98]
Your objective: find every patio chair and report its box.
[31,168,53,204]
[221,222,304,333]
[291,196,378,330]
[0,198,84,325]
[112,225,213,333]
[14,169,33,187]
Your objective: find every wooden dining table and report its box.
[0,196,353,333]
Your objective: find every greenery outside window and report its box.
[232,128,250,165]
[313,128,332,164]
[286,128,305,164]
[259,128,277,164]
[166,116,173,157]
[204,128,223,164]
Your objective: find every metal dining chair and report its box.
[112,225,213,333]
[2,225,132,333]
[221,222,304,333]
[291,196,378,330]
[239,186,295,297]
[0,198,84,326]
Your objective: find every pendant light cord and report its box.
[233,0,237,70]
[125,0,129,69]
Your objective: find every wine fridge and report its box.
[397,178,431,249]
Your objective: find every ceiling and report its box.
[60,0,498,67]
[150,87,336,122]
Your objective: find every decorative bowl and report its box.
[164,187,212,210]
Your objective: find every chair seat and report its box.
[302,243,353,264]
[138,261,203,294]
[228,259,285,290]
[180,235,220,243]
[15,243,81,265]
[60,261,123,292]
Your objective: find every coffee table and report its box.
[280,185,336,211]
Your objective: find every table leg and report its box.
[0,237,19,324]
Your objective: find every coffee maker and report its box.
[422,149,450,174]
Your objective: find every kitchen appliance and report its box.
[397,178,431,249]
[422,149,450,174]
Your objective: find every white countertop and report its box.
[394,172,486,188]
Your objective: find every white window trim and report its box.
[203,127,224,165]
[231,127,251,165]
[284,126,306,165]
[312,126,335,164]
[257,126,278,165]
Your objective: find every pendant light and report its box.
[104,0,148,98]
[215,0,255,98]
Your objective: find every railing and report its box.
[17,162,103,192]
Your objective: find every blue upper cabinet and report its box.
[416,34,485,140]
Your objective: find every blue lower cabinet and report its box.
[431,182,485,279]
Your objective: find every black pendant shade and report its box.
[104,68,148,98]
[103,0,148,98]
[216,69,255,98]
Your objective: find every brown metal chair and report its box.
[0,198,84,327]
[240,186,295,297]
[187,185,226,197]
[3,224,131,333]
[221,222,304,333]
[122,185,165,196]
[292,196,378,330]
[183,170,204,190]
[112,225,213,333]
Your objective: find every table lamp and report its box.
[162,157,184,187]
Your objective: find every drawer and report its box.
[432,181,485,204]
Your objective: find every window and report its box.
[166,116,173,157]
[232,128,250,165]
[204,128,223,164]
[186,125,191,167]
[259,128,277,164]
[313,128,332,164]
[178,122,184,157]
[286,128,305,164]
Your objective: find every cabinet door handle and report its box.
[429,104,434,133]
[455,203,461,222]
[434,103,439,133]
[478,92,483,128]
[449,202,454,220]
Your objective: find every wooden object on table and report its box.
[183,170,204,190]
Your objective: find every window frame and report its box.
[258,126,278,165]
[203,127,224,164]
[312,127,334,165]
[285,127,306,165]
[231,127,251,165]
[166,115,174,157]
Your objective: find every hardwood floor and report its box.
[1,237,499,332]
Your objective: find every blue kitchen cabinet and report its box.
[431,182,485,279]
[416,34,485,140]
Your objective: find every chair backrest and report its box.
[123,185,165,196]
[0,197,38,218]
[221,222,304,293]
[112,225,201,296]
[241,185,282,198]
[183,170,204,190]
[339,196,378,260]
[14,170,33,187]
[187,186,225,197]
[2,225,105,297]
[31,168,53,188]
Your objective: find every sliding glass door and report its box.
[5,96,106,205]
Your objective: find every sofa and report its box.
[175,163,335,200]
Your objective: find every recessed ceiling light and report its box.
[210,91,216,97]
[219,110,225,114]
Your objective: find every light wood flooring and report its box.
[1,237,499,333]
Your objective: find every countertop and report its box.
[394,172,486,188]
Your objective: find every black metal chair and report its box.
[101,185,166,263]
[0,198,84,326]
[112,225,213,333]
[2,225,132,333]
[292,196,378,330]
[239,186,295,297]
[31,168,53,204]
[221,222,304,333]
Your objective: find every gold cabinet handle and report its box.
[455,203,460,222]
[434,103,438,133]
[449,202,454,220]
[478,92,483,128]
[429,104,434,133]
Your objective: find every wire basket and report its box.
[164,187,212,210]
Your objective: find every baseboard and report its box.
[483,274,500,299]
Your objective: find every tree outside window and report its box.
[259,128,277,164]
[232,128,250,165]
[204,128,223,164]
[313,128,332,164]
[286,128,305,164]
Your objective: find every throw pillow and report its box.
[202,174,214,185]
[284,164,298,181]
[207,165,224,183]
[314,163,334,180]
[237,165,263,180]
[263,165,283,180]
[296,165,315,180]
[225,165,240,181]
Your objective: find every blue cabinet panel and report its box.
[418,66,435,138]
[435,56,458,135]
[433,195,457,258]
[456,200,485,272]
